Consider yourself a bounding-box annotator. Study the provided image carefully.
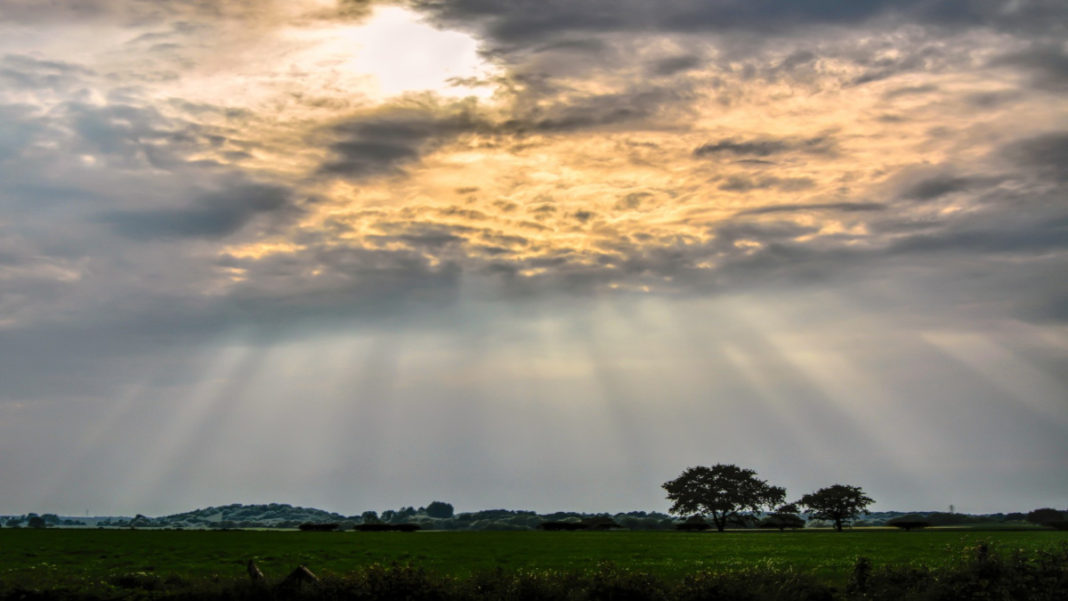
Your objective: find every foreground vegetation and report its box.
[1,529,1067,599]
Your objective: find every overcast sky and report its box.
[1,0,1066,518]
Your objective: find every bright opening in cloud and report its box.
[341,6,494,99]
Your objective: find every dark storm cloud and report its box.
[647,55,702,76]
[694,136,834,158]
[101,183,297,240]
[992,44,1068,92]
[735,202,886,216]
[319,85,686,179]
[510,86,687,133]
[899,174,978,201]
[319,108,481,177]
[367,222,470,250]
[411,0,1068,42]
[718,175,815,192]
[888,216,1068,256]
[1005,131,1068,182]
[48,100,239,172]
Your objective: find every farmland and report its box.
[1,527,1066,595]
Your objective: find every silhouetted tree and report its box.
[360,511,380,524]
[799,484,874,531]
[299,523,339,531]
[27,516,46,529]
[426,501,454,518]
[1026,508,1066,526]
[887,515,932,531]
[759,504,805,531]
[663,464,785,532]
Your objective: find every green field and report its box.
[1,528,1066,590]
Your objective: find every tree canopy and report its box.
[426,501,455,519]
[1026,508,1065,526]
[759,504,805,531]
[799,484,874,531]
[662,464,785,532]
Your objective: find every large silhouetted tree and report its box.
[799,484,874,531]
[1026,508,1066,526]
[663,464,785,532]
[426,501,454,519]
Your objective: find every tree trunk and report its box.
[834,518,843,532]
[712,512,726,532]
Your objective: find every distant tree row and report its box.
[2,513,86,528]
[662,464,874,531]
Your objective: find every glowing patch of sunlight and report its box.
[338,6,496,99]
[922,331,1068,426]
[222,241,305,260]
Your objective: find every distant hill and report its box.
[72,503,352,529]
[153,503,349,528]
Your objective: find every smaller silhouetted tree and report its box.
[887,515,932,531]
[27,516,46,529]
[361,511,380,524]
[426,501,454,519]
[759,504,805,531]
[799,484,874,532]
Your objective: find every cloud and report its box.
[899,174,978,201]
[735,202,885,216]
[0,54,95,92]
[319,107,481,177]
[1006,131,1068,182]
[694,136,834,158]
[101,183,297,240]
[719,175,816,192]
[412,0,1068,43]
[992,43,1068,92]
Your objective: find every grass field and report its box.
[1,528,1066,590]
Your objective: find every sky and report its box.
[1,0,1066,518]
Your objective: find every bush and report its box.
[354,523,421,532]
[886,516,932,531]
[299,523,340,532]
[539,521,588,531]
[842,541,1068,601]
[675,516,711,531]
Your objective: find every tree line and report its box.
[663,463,875,532]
